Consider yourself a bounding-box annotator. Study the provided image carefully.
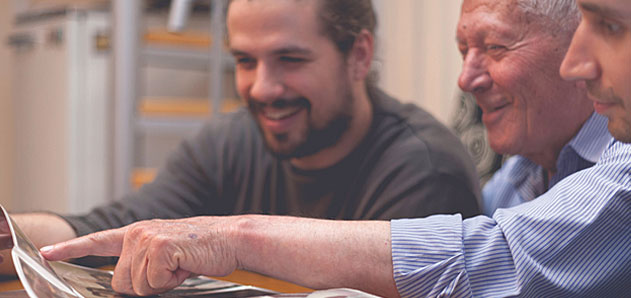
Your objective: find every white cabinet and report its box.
[10,8,111,213]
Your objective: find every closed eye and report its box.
[280,56,307,63]
[235,56,256,69]
[486,44,506,51]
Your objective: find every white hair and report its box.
[516,0,581,35]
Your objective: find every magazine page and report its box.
[49,261,275,298]
[0,204,381,298]
[0,205,81,297]
[0,205,277,297]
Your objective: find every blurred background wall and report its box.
[1,1,14,209]
[377,0,463,124]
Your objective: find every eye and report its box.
[599,19,623,35]
[486,44,506,51]
[235,56,256,69]
[280,56,306,63]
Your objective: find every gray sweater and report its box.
[64,88,480,238]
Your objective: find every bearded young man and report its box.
[0,0,481,274]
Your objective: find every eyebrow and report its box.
[230,46,314,57]
[580,2,630,20]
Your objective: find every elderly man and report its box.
[41,0,631,297]
[0,0,482,273]
[457,0,613,216]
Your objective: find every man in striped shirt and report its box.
[41,0,631,297]
[465,0,613,216]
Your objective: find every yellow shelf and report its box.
[138,97,242,117]
[144,29,212,48]
[131,168,157,189]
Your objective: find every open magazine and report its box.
[0,205,380,298]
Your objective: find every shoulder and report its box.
[180,108,267,160]
[363,88,481,200]
[534,140,631,205]
[368,88,475,173]
[192,108,261,145]
[584,141,631,185]
[197,108,256,136]
[598,140,631,166]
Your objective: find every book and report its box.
[0,205,379,298]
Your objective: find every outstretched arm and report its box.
[41,215,399,298]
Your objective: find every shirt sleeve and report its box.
[391,141,631,297]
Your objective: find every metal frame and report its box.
[113,0,231,197]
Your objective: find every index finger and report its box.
[40,227,127,261]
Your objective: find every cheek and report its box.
[496,49,564,93]
[613,56,631,106]
[284,72,328,104]
[490,60,531,94]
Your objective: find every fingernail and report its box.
[40,245,53,253]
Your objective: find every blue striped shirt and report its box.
[483,112,612,216]
[391,140,631,297]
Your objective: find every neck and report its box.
[526,108,594,178]
[528,150,561,177]
[290,84,373,170]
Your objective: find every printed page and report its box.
[0,205,276,297]
[0,204,381,297]
[0,205,80,297]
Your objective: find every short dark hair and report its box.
[227,0,379,83]
[317,0,377,56]
[227,0,377,56]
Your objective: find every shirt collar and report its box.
[566,112,613,163]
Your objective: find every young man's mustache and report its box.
[248,97,310,111]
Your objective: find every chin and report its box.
[264,134,308,159]
[488,138,518,156]
[265,141,300,159]
[609,122,631,144]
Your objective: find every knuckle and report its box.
[127,225,144,238]
[139,231,154,243]
[111,278,133,295]
[87,231,107,244]
[151,234,170,248]
[148,275,169,290]
[134,287,153,297]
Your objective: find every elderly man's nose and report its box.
[458,52,492,93]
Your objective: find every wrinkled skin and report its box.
[42,217,240,296]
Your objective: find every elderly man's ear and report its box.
[348,29,374,81]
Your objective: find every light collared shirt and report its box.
[482,112,612,216]
[391,140,631,297]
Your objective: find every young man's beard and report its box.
[250,92,355,161]
[268,112,352,159]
